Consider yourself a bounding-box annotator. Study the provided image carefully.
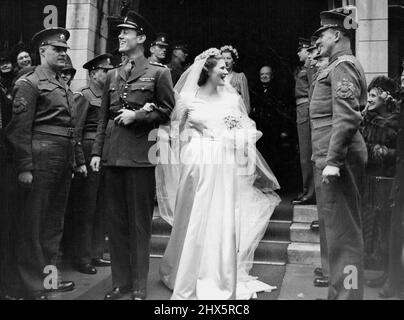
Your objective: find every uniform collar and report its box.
[36,65,67,89]
[329,48,353,65]
[120,55,149,83]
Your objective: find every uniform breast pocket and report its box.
[89,98,101,108]
[38,82,63,102]
[127,83,155,106]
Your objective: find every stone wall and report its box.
[66,0,112,91]
[356,0,389,84]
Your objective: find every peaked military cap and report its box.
[83,53,114,71]
[298,38,311,51]
[151,33,169,47]
[171,40,189,53]
[117,10,155,38]
[314,7,358,36]
[307,36,319,52]
[32,27,70,48]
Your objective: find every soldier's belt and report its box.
[33,124,75,138]
[296,97,309,105]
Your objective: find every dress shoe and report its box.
[292,197,316,206]
[291,194,304,204]
[310,220,319,232]
[104,287,132,300]
[130,289,147,300]
[92,258,111,267]
[46,281,75,293]
[365,272,388,288]
[314,267,324,277]
[78,263,97,275]
[314,277,329,288]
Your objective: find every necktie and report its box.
[124,60,135,79]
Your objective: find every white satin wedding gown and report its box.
[157,90,281,300]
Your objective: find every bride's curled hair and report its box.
[198,55,223,87]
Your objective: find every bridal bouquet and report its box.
[223,115,242,130]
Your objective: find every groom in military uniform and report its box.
[91,11,175,300]
[310,8,368,300]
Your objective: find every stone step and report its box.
[152,217,291,242]
[293,205,318,223]
[290,223,320,243]
[150,235,289,266]
[287,242,321,265]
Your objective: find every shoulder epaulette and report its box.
[150,61,167,68]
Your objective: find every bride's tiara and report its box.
[195,48,222,61]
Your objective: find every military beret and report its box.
[117,10,155,39]
[314,7,358,36]
[83,53,114,71]
[32,27,70,48]
[151,33,169,47]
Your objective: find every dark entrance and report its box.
[139,0,328,81]
[0,0,67,58]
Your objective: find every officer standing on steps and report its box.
[6,28,86,300]
[90,11,175,300]
[167,41,189,85]
[293,38,316,206]
[310,8,368,300]
[72,54,114,275]
[149,33,169,65]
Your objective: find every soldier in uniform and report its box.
[90,11,175,300]
[167,41,189,85]
[72,54,114,275]
[310,8,368,300]
[293,38,316,206]
[60,55,76,87]
[149,33,169,64]
[6,28,87,300]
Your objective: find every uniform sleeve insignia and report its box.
[13,97,28,114]
[336,78,356,100]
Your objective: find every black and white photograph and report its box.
[0,0,404,304]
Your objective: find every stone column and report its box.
[356,0,389,84]
[66,0,111,91]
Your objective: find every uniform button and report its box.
[125,85,128,89]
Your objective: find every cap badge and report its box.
[60,34,65,41]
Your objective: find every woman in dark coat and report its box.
[379,87,404,299]
[361,76,400,287]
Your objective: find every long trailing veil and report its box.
[155,48,281,299]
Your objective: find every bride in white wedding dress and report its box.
[155,48,281,300]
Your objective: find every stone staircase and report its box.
[150,197,321,267]
[288,205,321,266]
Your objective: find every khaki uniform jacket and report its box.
[92,55,175,167]
[6,66,76,172]
[310,49,368,170]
